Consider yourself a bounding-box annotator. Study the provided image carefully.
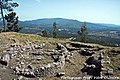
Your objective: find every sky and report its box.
[14,0,120,25]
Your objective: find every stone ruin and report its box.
[0,41,116,80]
[81,50,114,79]
[0,42,74,79]
[0,53,11,66]
[13,64,55,78]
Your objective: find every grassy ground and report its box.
[6,32,70,43]
[0,32,72,50]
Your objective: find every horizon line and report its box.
[19,17,120,26]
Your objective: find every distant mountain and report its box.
[100,23,120,28]
[1,18,120,34]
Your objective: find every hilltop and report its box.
[0,32,120,80]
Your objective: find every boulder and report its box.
[56,72,65,77]
[17,76,23,80]
[83,63,96,68]
[65,43,80,51]
[31,50,44,55]
[52,54,65,69]
[70,43,94,48]
[111,49,120,54]
[98,52,104,60]
[34,66,55,77]
[57,43,68,52]
[34,44,42,49]
[0,53,11,66]
[1,53,11,62]
[13,67,35,77]
[118,66,120,70]
[27,65,34,70]
[0,59,8,66]
[80,48,95,56]
[23,69,35,77]
[106,68,113,75]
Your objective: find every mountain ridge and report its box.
[21,18,120,26]
[18,18,120,34]
[0,18,120,34]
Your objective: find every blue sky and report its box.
[14,0,120,25]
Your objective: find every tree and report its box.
[78,22,88,42]
[42,30,48,37]
[53,21,58,38]
[0,28,2,33]
[5,12,21,32]
[0,0,19,32]
[0,0,6,31]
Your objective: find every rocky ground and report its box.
[0,32,120,80]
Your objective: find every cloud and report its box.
[35,0,41,3]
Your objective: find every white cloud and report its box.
[35,0,41,3]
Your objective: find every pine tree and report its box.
[81,22,88,42]
[53,22,58,38]
[5,12,21,32]
[78,22,88,42]
[42,30,48,37]
[0,28,2,33]
[0,0,19,32]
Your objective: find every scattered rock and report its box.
[34,66,55,77]
[0,59,8,66]
[70,43,94,48]
[104,68,113,75]
[98,52,104,60]
[118,66,120,70]
[17,76,23,80]
[111,49,120,54]
[57,43,68,52]
[31,50,44,55]
[14,67,35,77]
[0,53,11,66]
[80,48,95,56]
[65,43,80,51]
[27,65,34,70]
[56,72,65,77]
[34,45,41,49]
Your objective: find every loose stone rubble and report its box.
[0,41,118,80]
[0,53,11,66]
